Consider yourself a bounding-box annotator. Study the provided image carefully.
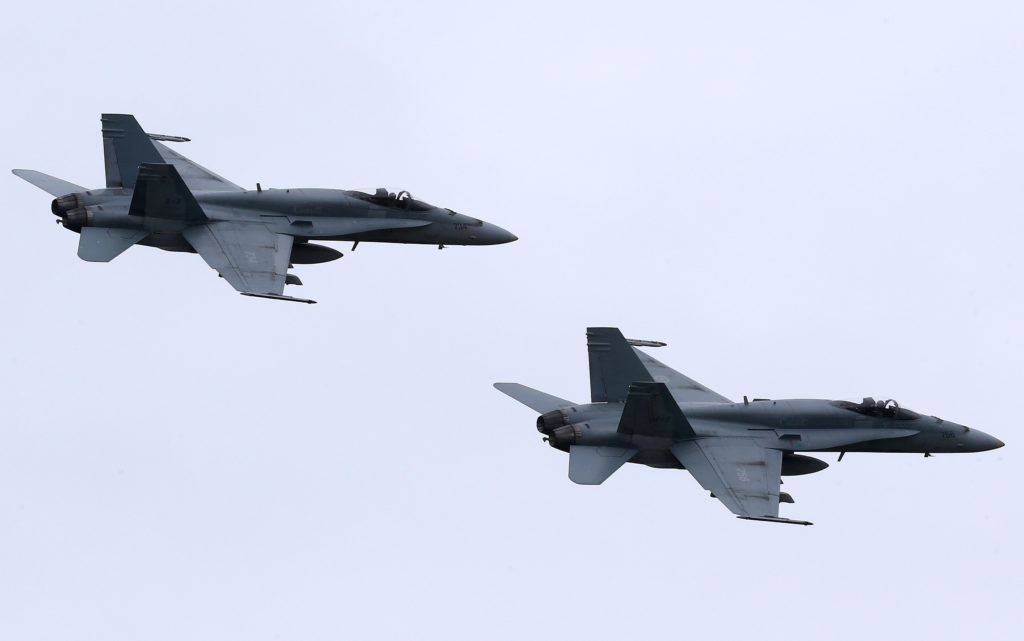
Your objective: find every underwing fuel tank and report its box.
[781,453,829,476]
[290,242,343,264]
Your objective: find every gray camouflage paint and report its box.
[495,327,1003,525]
[13,114,516,303]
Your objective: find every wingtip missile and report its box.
[147,133,191,143]
[738,516,813,526]
[626,338,667,347]
[240,292,316,304]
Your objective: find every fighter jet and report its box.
[13,114,517,303]
[495,328,1004,525]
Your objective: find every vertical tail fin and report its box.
[586,327,652,402]
[101,114,164,189]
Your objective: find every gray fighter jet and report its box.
[13,114,517,303]
[495,328,1004,525]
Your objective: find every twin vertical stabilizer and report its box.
[101,113,165,189]
[586,327,652,402]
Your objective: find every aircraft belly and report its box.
[630,449,683,469]
[339,227,440,244]
[138,232,194,252]
[823,436,923,453]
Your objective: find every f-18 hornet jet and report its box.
[495,328,1003,525]
[13,114,517,303]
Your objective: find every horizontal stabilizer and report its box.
[618,381,696,439]
[568,445,637,485]
[78,228,148,262]
[129,163,206,221]
[12,169,85,196]
[493,383,575,414]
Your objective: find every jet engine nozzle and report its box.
[62,207,91,231]
[51,193,83,217]
[548,424,581,449]
[537,409,570,434]
[51,193,89,230]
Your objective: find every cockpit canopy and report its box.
[831,398,921,421]
[344,188,435,212]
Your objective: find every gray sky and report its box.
[1,1,1021,639]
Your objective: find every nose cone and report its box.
[965,429,1004,452]
[473,222,518,245]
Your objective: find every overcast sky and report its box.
[1,1,1021,639]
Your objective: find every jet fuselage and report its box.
[536,397,1003,469]
[52,186,517,251]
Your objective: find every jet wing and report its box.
[670,438,811,525]
[633,348,732,404]
[183,222,312,303]
[153,141,244,192]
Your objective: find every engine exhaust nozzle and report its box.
[51,193,82,217]
[537,409,570,434]
[62,207,91,231]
